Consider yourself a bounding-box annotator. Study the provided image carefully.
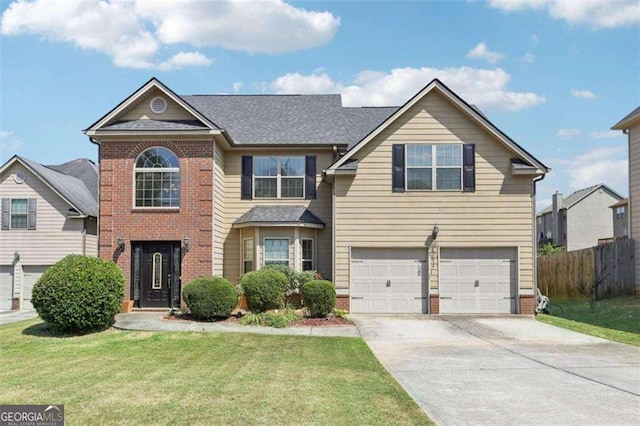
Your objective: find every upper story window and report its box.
[406,144,462,191]
[616,206,626,219]
[1,198,36,230]
[134,147,180,208]
[254,156,305,198]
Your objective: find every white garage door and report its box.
[0,266,14,310]
[22,266,50,310]
[350,248,427,313]
[439,248,517,314]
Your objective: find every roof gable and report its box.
[328,79,548,173]
[84,77,219,135]
[0,155,98,217]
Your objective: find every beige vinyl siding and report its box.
[222,149,333,285]
[119,88,196,122]
[334,90,535,293]
[213,142,225,276]
[0,164,95,265]
[629,124,640,291]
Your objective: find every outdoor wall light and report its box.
[13,251,20,262]
[183,236,190,253]
[117,238,125,252]
[431,224,439,240]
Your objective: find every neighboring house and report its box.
[610,198,629,239]
[0,156,98,310]
[84,77,548,315]
[612,106,640,294]
[536,185,623,251]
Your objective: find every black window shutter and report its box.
[392,144,405,192]
[463,144,476,192]
[305,155,317,199]
[241,156,253,200]
[1,199,9,230]
[27,198,37,230]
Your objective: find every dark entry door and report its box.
[132,242,181,308]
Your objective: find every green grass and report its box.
[0,319,431,425]
[537,295,640,346]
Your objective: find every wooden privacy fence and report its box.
[537,239,634,299]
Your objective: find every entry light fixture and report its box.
[117,238,125,252]
[13,251,20,262]
[431,224,439,240]
[183,236,190,253]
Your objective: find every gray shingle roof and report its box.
[182,95,398,147]
[234,205,324,227]
[101,119,208,131]
[538,184,623,215]
[18,156,98,217]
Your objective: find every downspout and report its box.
[532,173,546,310]
[89,137,101,258]
[82,223,87,255]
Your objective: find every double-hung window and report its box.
[254,156,304,198]
[406,144,462,191]
[301,239,314,271]
[264,238,289,266]
[10,199,28,229]
[243,238,254,274]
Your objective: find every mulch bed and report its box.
[161,312,353,327]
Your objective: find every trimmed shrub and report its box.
[240,269,287,313]
[263,264,318,296]
[301,280,336,318]
[182,276,237,320]
[31,255,125,333]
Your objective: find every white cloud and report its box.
[521,52,536,63]
[269,67,546,111]
[157,52,213,71]
[570,89,597,99]
[556,128,581,140]
[0,0,339,69]
[135,0,339,54]
[0,130,22,159]
[531,33,539,45]
[233,82,243,93]
[466,42,504,64]
[488,0,640,29]
[568,146,627,191]
[591,130,624,139]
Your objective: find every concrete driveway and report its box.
[352,315,640,426]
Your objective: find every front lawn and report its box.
[536,295,640,346]
[0,320,431,425]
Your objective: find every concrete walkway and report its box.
[0,310,38,324]
[115,312,360,337]
[352,314,640,426]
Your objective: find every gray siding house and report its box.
[610,198,629,239]
[0,156,98,310]
[537,184,624,251]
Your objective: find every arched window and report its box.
[134,147,180,207]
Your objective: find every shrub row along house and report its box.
[79,77,549,315]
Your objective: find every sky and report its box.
[0,0,639,212]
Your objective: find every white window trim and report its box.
[243,238,254,274]
[253,156,305,199]
[263,237,291,267]
[132,147,181,209]
[10,198,28,230]
[301,238,314,271]
[405,144,463,192]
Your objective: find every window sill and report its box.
[131,207,180,213]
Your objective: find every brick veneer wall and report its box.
[429,294,439,314]
[519,294,535,315]
[99,140,214,301]
[335,294,349,311]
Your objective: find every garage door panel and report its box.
[351,248,427,314]
[0,266,13,311]
[22,266,50,311]
[440,248,516,314]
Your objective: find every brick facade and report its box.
[429,294,439,314]
[335,294,349,311]
[519,294,535,315]
[98,140,214,302]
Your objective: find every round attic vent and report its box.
[150,96,167,114]
[14,172,25,184]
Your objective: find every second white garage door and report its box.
[22,266,49,310]
[439,248,517,314]
[350,248,427,314]
[0,266,13,311]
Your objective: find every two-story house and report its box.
[536,184,623,251]
[84,78,548,314]
[0,156,98,310]
[609,198,629,240]
[612,106,640,294]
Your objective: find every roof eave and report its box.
[233,221,325,229]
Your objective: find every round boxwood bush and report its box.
[31,255,125,333]
[182,276,237,320]
[240,269,287,313]
[301,280,336,318]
